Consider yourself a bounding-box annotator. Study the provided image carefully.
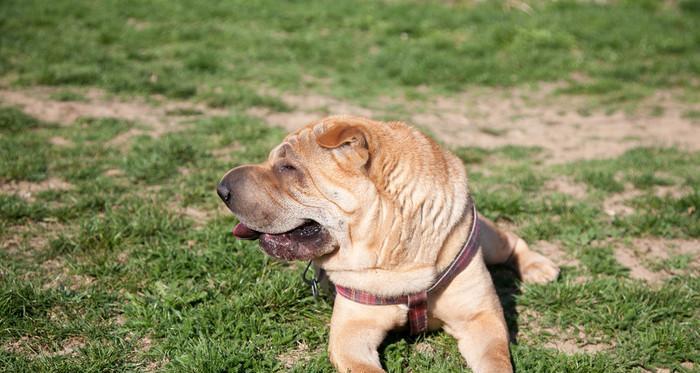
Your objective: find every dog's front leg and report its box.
[328,295,405,373]
[441,308,512,373]
[433,259,513,373]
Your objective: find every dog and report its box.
[217,116,559,372]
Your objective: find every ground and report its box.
[1,0,699,372]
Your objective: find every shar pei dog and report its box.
[217,116,559,372]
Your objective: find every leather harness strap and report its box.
[334,197,481,335]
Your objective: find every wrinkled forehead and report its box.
[268,122,328,162]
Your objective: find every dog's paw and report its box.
[519,253,560,284]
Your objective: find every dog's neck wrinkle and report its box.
[363,178,461,272]
[323,198,472,296]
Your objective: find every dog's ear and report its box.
[316,122,367,150]
[316,121,370,168]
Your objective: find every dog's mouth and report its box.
[232,220,333,261]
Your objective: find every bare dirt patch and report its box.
[212,141,243,162]
[3,336,36,355]
[277,341,313,369]
[646,362,697,373]
[654,184,694,199]
[411,87,700,163]
[41,257,96,291]
[543,335,612,355]
[247,91,374,131]
[49,136,74,147]
[603,188,643,218]
[532,241,581,268]
[614,238,700,284]
[145,358,171,372]
[519,309,614,355]
[3,335,86,358]
[138,336,153,353]
[54,336,87,357]
[181,206,210,225]
[114,314,127,326]
[4,84,697,164]
[127,18,150,31]
[615,247,666,284]
[249,86,700,164]
[543,177,588,199]
[1,221,61,256]
[0,177,73,201]
[2,336,47,356]
[104,168,126,178]
[106,128,149,147]
[0,86,227,145]
[414,342,437,357]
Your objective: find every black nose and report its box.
[216,183,231,203]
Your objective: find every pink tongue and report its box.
[232,223,261,240]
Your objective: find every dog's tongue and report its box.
[232,223,260,240]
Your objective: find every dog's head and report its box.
[217,116,379,261]
[217,115,466,268]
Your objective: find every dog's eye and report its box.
[278,164,296,173]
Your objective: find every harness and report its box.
[332,198,480,334]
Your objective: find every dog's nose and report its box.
[216,182,231,203]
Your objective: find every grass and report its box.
[683,109,700,121]
[2,0,700,107]
[48,90,88,102]
[1,0,700,372]
[1,105,697,372]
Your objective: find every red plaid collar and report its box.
[334,197,480,335]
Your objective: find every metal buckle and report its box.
[302,260,319,299]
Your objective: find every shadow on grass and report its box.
[489,265,522,345]
[490,265,522,372]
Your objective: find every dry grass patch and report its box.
[1,221,61,256]
[0,86,228,147]
[3,335,87,358]
[277,341,314,369]
[413,341,437,357]
[145,357,170,372]
[0,177,73,202]
[54,336,87,357]
[41,257,96,291]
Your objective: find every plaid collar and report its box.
[334,197,480,335]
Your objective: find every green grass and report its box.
[683,109,700,121]
[1,0,700,371]
[2,0,700,106]
[48,90,88,102]
[1,109,696,372]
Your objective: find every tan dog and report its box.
[217,116,559,372]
